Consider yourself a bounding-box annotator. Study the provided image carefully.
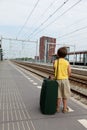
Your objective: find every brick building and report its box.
[39,36,56,62]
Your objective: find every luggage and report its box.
[40,78,58,115]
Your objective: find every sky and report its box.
[0,0,87,58]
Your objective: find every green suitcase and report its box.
[40,78,58,114]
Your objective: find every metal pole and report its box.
[2,37,37,43]
[35,40,38,62]
[73,45,76,65]
[1,36,3,60]
[39,40,40,63]
[0,37,1,60]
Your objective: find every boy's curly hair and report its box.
[57,47,67,58]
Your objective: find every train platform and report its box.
[0,60,87,130]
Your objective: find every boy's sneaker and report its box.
[62,107,69,113]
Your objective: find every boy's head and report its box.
[57,47,67,58]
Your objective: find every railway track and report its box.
[12,60,87,84]
[12,60,87,104]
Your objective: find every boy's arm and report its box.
[68,63,71,77]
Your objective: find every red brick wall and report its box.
[39,36,56,62]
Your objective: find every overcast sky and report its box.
[0,0,87,58]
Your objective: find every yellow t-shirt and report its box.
[54,58,69,79]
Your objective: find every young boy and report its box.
[53,47,71,113]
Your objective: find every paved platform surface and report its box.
[0,60,87,130]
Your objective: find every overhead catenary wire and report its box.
[28,0,82,38]
[65,16,87,29]
[57,30,87,42]
[16,0,40,38]
[27,0,69,39]
[39,0,58,18]
[58,25,87,39]
[23,0,59,37]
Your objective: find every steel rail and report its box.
[11,60,87,104]
[12,60,87,85]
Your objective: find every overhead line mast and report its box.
[2,37,37,43]
[2,37,38,62]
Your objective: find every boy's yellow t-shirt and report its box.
[54,58,69,79]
